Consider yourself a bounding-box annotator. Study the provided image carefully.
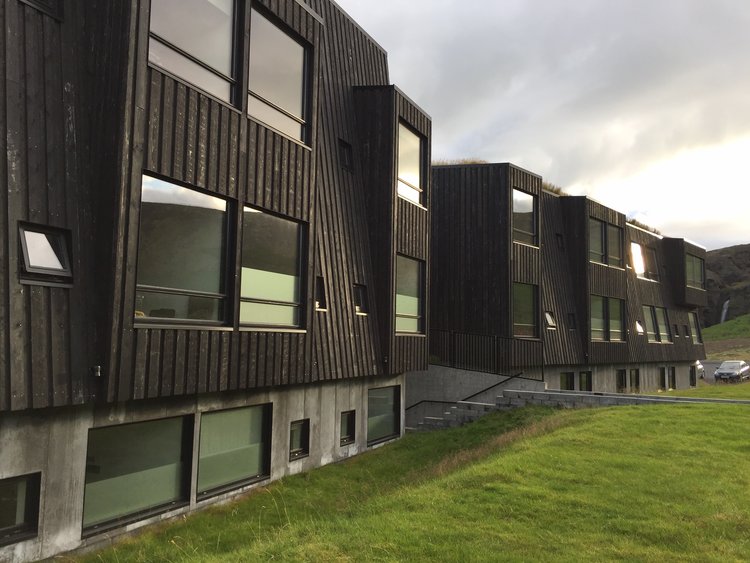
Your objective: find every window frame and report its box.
[340,410,356,447]
[367,385,401,446]
[396,121,425,207]
[689,312,703,344]
[513,282,539,339]
[18,223,73,285]
[0,472,41,548]
[560,372,575,391]
[641,305,672,343]
[685,253,705,289]
[588,218,606,264]
[395,255,425,334]
[247,6,311,144]
[135,174,230,326]
[512,188,538,246]
[196,403,272,499]
[239,206,306,330]
[289,419,310,461]
[579,371,593,392]
[148,0,241,105]
[81,416,193,535]
[590,295,625,342]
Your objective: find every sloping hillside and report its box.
[704,243,750,326]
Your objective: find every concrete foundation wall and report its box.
[0,374,403,562]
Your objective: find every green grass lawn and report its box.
[72,404,750,562]
[668,380,750,399]
[703,314,750,361]
[703,313,750,341]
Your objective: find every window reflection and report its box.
[248,9,307,141]
[395,256,424,333]
[149,0,235,102]
[397,123,422,205]
[512,189,536,245]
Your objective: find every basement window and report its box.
[340,410,356,447]
[289,419,310,461]
[19,224,72,284]
[0,473,41,547]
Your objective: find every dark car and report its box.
[714,360,750,383]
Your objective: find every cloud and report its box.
[337,0,750,248]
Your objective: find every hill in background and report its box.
[704,243,750,327]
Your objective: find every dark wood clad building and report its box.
[0,0,429,559]
[418,162,706,403]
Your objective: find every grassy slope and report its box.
[669,380,750,399]
[703,313,750,361]
[76,405,750,563]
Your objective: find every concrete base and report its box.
[0,374,403,562]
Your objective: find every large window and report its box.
[197,404,271,497]
[241,208,303,327]
[689,312,703,344]
[83,417,192,531]
[642,306,671,343]
[367,386,400,445]
[396,123,423,205]
[395,256,424,333]
[513,283,538,338]
[136,175,227,322]
[149,0,236,102]
[589,219,623,266]
[686,254,705,289]
[590,295,625,341]
[0,473,40,547]
[512,189,537,245]
[248,8,308,142]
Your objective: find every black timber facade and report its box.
[0,0,430,559]
[425,163,706,397]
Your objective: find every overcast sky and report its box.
[337,0,750,250]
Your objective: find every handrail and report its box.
[460,371,525,402]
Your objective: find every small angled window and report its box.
[19,224,72,283]
[544,311,557,330]
[315,276,327,311]
[353,284,368,315]
[635,320,645,335]
[338,139,353,171]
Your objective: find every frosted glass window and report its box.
[513,283,538,338]
[397,123,422,205]
[367,386,400,445]
[240,207,303,327]
[395,256,424,333]
[136,175,226,322]
[149,0,235,102]
[248,9,307,141]
[83,417,191,530]
[198,405,271,495]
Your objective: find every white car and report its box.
[714,360,750,383]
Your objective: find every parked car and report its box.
[696,360,705,379]
[714,360,750,383]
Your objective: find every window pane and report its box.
[289,419,309,459]
[607,224,623,267]
[241,208,302,321]
[137,175,226,296]
[340,411,355,446]
[589,218,605,263]
[642,306,658,342]
[248,8,306,139]
[0,474,39,541]
[655,308,671,342]
[83,417,190,529]
[150,0,234,75]
[22,230,66,270]
[689,313,702,344]
[513,189,536,244]
[367,386,400,444]
[198,405,270,494]
[644,247,659,280]
[609,298,624,341]
[631,242,646,275]
[396,256,423,333]
[135,291,222,322]
[580,372,592,392]
[560,372,574,390]
[686,254,705,289]
[397,123,421,192]
[149,39,231,101]
[397,181,421,205]
[616,370,627,392]
[248,94,304,140]
[513,283,537,337]
[590,295,605,341]
[239,302,299,326]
